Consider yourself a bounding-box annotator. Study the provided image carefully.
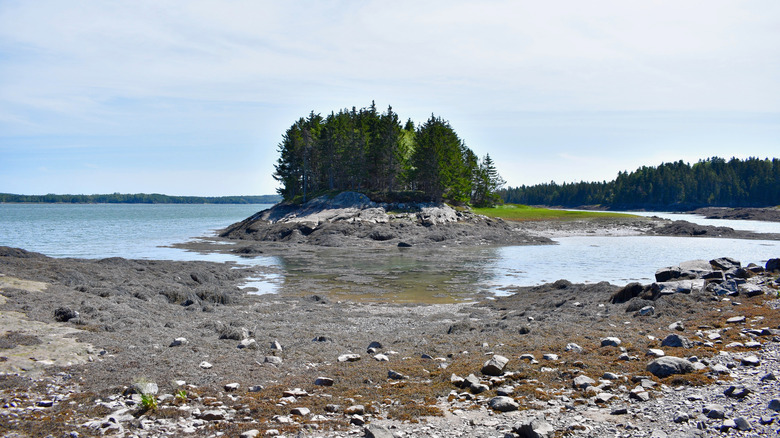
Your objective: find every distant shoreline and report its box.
[0,193,281,205]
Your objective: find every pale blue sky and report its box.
[1,1,778,196]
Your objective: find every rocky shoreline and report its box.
[1,244,780,437]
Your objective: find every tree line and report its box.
[273,102,505,207]
[0,193,281,204]
[501,157,780,209]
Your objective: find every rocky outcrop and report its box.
[220,192,549,248]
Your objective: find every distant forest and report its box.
[0,193,281,204]
[501,157,780,209]
[273,102,505,207]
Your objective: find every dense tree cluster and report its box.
[273,102,504,206]
[501,157,780,209]
[0,193,280,204]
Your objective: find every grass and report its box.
[472,204,639,222]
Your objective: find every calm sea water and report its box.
[0,204,777,297]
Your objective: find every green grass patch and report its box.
[472,204,639,221]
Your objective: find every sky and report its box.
[1,1,778,197]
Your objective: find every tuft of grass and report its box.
[140,393,158,412]
[472,204,638,222]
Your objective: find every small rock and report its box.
[345,405,365,415]
[54,307,79,322]
[264,356,283,365]
[726,316,746,324]
[542,353,559,361]
[481,355,509,376]
[270,340,282,350]
[769,399,780,412]
[647,356,693,378]
[761,372,776,381]
[611,407,628,415]
[720,419,737,432]
[240,430,260,438]
[638,306,655,316]
[703,404,725,419]
[238,339,257,349]
[513,418,555,438]
[734,417,752,431]
[741,355,760,366]
[673,413,690,423]
[647,348,665,357]
[169,337,189,347]
[668,321,685,331]
[224,383,240,392]
[199,361,213,369]
[248,385,263,392]
[724,385,750,398]
[661,334,693,348]
[199,410,226,421]
[290,407,310,416]
[350,415,365,426]
[573,375,595,389]
[489,396,519,412]
[373,354,389,362]
[314,377,334,387]
[565,343,583,353]
[601,337,622,347]
[388,370,407,380]
[338,353,361,363]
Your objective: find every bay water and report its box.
[1,204,777,299]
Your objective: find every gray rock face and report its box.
[481,355,509,376]
[661,333,693,348]
[647,356,694,378]
[489,396,519,412]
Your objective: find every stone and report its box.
[364,425,394,438]
[710,364,730,374]
[601,337,622,347]
[338,353,361,362]
[668,321,685,331]
[611,407,628,415]
[513,418,555,438]
[542,353,558,361]
[489,396,519,412]
[373,354,389,362]
[130,381,158,395]
[350,415,365,426]
[224,383,240,392]
[573,375,595,389]
[565,343,583,353]
[53,307,79,322]
[769,399,780,412]
[720,419,736,432]
[270,340,282,350]
[314,377,334,387]
[661,333,693,348]
[290,407,310,416]
[387,370,407,380]
[264,356,283,365]
[711,257,741,271]
[481,354,509,376]
[602,372,620,380]
[647,348,665,357]
[740,355,760,366]
[702,404,725,419]
[240,430,260,438]
[740,284,764,297]
[761,372,776,381]
[655,266,682,282]
[199,410,226,421]
[766,258,780,272]
[724,385,750,398]
[345,405,365,415]
[726,316,746,324]
[595,392,615,403]
[169,337,188,347]
[199,361,212,369]
[673,412,690,423]
[519,353,536,361]
[647,356,693,378]
[638,306,655,316]
[496,385,515,396]
[248,385,264,392]
[367,341,383,350]
[734,417,752,431]
[238,339,257,349]
[760,416,775,425]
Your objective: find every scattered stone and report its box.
[199,410,226,421]
[290,407,310,416]
[734,417,752,431]
[373,354,389,362]
[761,372,776,382]
[668,321,685,331]
[724,385,750,398]
[130,381,158,395]
[338,353,361,362]
[264,356,283,365]
[647,348,665,357]
[602,372,620,380]
[611,407,628,415]
[638,306,655,316]
[727,316,746,324]
[565,343,583,353]
[703,404,725,419]
[199,361,213,369]
[769,399,780,412]
[601,337,622,347]
[345,405,365,415]
[647,356,693,378]
[364,425,394,438]
[513,417,555,438]
[240,430,260,438]
[224,383,240,392]
[481,354,509,376]
[248,385,263,392]
[53,307,79,322]
[169,337,188,347]
[741,355,760,366]
[489,396,519,412]
[270,340,282,350]
[661,333,693,348]
[314,377,334,387]
[542,353,559,361]
[573,375,595,389]
[238,338,257,349]
[388,370,407,380]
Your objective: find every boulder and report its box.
[702,404,725,419]
[573,375,595,389]
[766,258,780,272]
[647,357,693,378]
[314,377,334,387]
[601,337,622,347]
[513,418,555,438]
[364,425,394,438]
[53,307,79,322]
[565,343,583,353]
[481,355,509,376]
[338,353,361,362]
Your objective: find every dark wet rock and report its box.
[647,357,693,377]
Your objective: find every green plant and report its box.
[140,393,158,411]
[175,389,187,402]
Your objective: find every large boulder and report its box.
[647,356,694,378]
[766,258,780,272]
[661,334,693,349]
[711,257,741,271]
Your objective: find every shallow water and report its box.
[1,203,778,301]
